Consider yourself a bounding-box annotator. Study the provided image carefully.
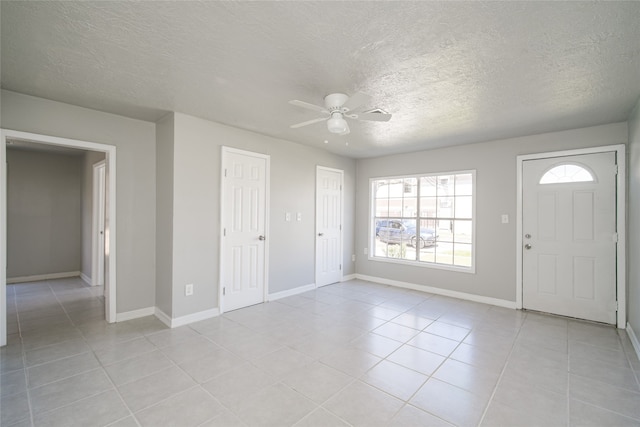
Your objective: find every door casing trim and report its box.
[92,160,106,287]
[516,144,626,328]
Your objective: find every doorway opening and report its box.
[1,129,117,347]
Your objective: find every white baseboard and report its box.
[154,307,220,328]
[268,283,316,301]
[355,274,517,309]
[154,308,173,328]
[342,274,357,282]
[7,271,80,284]
[626,323,640,361]
[116,307,155,322]
[80,272,92,286]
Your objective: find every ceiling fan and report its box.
[289,92,392,135]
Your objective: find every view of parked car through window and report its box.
[376,219,437,249]
[371,171,475,270]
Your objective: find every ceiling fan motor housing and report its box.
[324,93,349,112]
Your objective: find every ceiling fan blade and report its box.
[352,112,392,122]
[289,100,328,114]
[343,92,371,112]
[290,117,328,129]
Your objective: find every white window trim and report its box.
[368,170,476,274]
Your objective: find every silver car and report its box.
[377,220,437,249]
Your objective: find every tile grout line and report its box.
[566,328,640,423]
[12,282,36,427]
[476,311,528,426]
[51,278,140,426]
[118,326,227,422]
[10,278,635,426]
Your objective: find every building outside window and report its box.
[370,171,475,272]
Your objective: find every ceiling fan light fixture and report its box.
[327,112,348,134]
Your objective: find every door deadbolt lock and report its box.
[525,234,531,239]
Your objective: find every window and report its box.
[539,163,594,184]
[371,171,475,272]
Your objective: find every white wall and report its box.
[81,150,106,281]
[167,113,356,318]
[355,122,628,303]
[6,149,82,278]
[628,98,640,334]
[1,90,157,313]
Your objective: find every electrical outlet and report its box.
[364,247,368,255]
[185,284,194,296]
[352,254,356,262]
[501,214,509,224]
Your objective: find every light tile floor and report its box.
[2,277,640,426]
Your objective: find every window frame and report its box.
[368,170,476,273]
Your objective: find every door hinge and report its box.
[614,164,618,175]
[224,168,227,177]
[223,228,226,237]
[340,264,342,270]
[613,232,618,243]
[615,300,618,311]
[223,287,226,296]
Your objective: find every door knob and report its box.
[258,235,266,241]
[318,233,324,237]
[524,244,532,250]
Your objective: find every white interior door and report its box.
[221,148,269,312]
[522,152,617,324]
[316,166,343,287]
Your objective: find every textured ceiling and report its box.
[2,1,640,158]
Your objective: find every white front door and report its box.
[522,152,617,324]
[221,147,269,312]
[316,166,343,287]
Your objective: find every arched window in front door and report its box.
[539,163,595,184]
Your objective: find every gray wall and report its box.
[168,113,356,318]
[628,98,640,334]
[2,90,157,313]
[7,149,82,278]
[355,122,628,302]
[80,150,106,281]
[155,113,175,316]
